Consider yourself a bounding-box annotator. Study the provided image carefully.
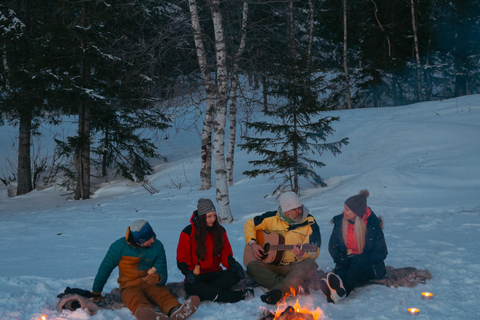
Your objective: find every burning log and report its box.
[260,306,315,320]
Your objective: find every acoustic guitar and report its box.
[243,230,318,266]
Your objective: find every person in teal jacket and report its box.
[91,219,200,320]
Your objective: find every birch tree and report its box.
[208,0,233,223]
[226,1,248,187]
[188,0,215,191]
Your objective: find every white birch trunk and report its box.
[343,0,352,109]
[188,0,215,190]
[227,1,248,187]
[208,0,233,223]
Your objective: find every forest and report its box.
[1,0,479,220]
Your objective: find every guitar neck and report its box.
[270,244,296,251]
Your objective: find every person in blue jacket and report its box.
[91,219,200,320]
[320,190,388,303]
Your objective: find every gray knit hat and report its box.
[344,189,370,217]
[197,198,216,216]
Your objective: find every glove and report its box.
[144,272,160,286]
[228,256,245,280]
[185,270,199,284]
[90,291,102,303]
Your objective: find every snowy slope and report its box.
[0,95,479,320]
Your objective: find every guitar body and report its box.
[243,230,318,267]
[243,231,287,266]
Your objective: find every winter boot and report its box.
[169,295,200,320]
[135,307,169,320]
[327,272,346,304]
[260,289,283,305]
[319,278,334,303]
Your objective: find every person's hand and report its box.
[144,272,160,285]
[249,242,265,261]
[228,256,245,280]
[292,243,305,258]
[185,270,199,284]
[90,291,102,303]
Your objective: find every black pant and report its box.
[334,255,375,296]
[184,269,243,303]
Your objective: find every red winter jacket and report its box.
[176,211,233,278]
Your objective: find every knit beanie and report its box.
[344,189,370,217]
[130,219,155,244]
[279,191,302,212]
[197,198,216,216]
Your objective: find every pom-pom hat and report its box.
[129,219,155,244]
[344,189,370,217]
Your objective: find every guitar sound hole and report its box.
[263,243,270,253]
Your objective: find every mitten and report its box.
[90,291,102,303]
[185,270,198,284]
[144,272,160,286]
[228,256,245,280]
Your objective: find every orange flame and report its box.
[40,315,47,320]
[272,295,323,320]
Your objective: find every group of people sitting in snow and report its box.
[89,189,388,320]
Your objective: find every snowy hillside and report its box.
[0,95,479,320]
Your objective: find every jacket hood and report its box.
[190,210,199,227]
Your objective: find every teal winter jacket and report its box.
[92,226,168,294]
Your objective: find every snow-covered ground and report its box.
[1,95,479,320]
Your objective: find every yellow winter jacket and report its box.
[244,207,321,265]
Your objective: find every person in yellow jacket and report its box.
[243,191,321,305]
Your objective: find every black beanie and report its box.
[197,198,216,216]
[344,189,370,217]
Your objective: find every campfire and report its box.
[260,287,323,320]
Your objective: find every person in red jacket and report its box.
[176,198,254,303]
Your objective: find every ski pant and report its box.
[333,255,375,296]
[120,281,180,315]
[246,259,317,294]
[184,269,242,303]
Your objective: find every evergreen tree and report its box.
[239,66,348,194]
[1,1,174,198]
[0,2,66,195]
[54,0,173,196]
[240,37,349,194]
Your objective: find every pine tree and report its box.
[1,1,174,198]
[0,2,66,195]
[240,55,349,194]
